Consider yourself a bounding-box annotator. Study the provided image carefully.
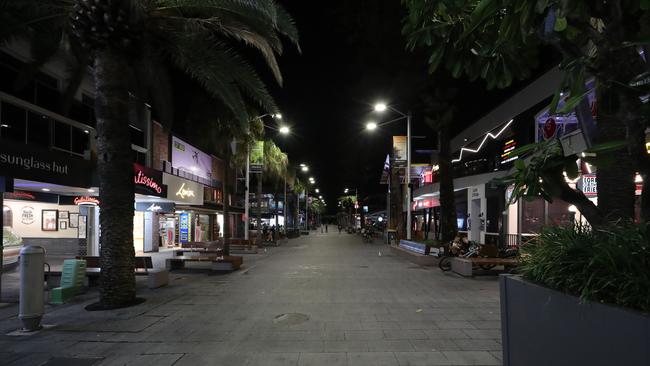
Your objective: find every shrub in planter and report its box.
[519,222,650,312]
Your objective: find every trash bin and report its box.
[19,245,45,331]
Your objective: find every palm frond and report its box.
[272,1,300,53]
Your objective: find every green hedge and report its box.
[520,222,650,313]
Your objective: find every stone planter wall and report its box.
[500,275,650,366]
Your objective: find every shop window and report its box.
[522,197,545,233]
[71,127,90,154]
[27,111,51,147]
[2,206,12,227]
[53,120,71,151]
[547,200,572,227]
[0,101,27,143]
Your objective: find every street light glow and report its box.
[366,121,378,131]
[315,188,320,193]
[374,103,387,112]
[274,113,283,119]
[301,166,309,172]
[279,126,290,134]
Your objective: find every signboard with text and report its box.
[133,163,167,197]
[163,173,204,205]
[135,202,175,213]
[0,139,92,187]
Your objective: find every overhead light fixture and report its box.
[279,126,290,135]
[301,166,309,172]
[315,188,320,193]
[366,121,378,131]
[42,188,50,192]
[84,130,89,134]
[0,124,8,128]
[374,103,387,112]
[452,119,514,163]
[87,189,95,193]
[274,113,283,119]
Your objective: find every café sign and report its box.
[133,163,167,197]
[163,173,203,205]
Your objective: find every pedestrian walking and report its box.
[325,225,328,233]
[338,225,342,234]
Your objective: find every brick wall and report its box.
[152,121,169,170]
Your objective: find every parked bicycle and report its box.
[438,236,480,271]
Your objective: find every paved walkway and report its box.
[0,232,502,366]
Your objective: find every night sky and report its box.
[266,1,549,213]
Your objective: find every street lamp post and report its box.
[369,103,412,240]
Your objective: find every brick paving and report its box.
[0,232,502,365]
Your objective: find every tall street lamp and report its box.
[369,102,413,240]
[245,113,290,240]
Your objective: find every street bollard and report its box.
[19,246,45,331]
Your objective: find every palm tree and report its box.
[2,0,299,309]
[256,140,287,243]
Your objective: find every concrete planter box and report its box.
[500,275,650,366]
[389,245,439,267]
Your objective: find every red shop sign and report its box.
[133,163,167,197]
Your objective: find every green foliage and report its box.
[1,0,300,124]
[2,227,23,248]
[338,195,357,208]
[520,222,650,312]
[262,140,288,181]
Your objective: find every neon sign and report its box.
[134,169,163,194]
[74,196,100,205]
[501,139,519,164]
[176,183,195,199]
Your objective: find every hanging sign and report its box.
[133,163,167,197]
[392,136,407,167]
[250,141,264,173]
[579,174,598,197]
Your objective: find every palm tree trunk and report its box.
[438,127,458,242]
[222,151,231,255]
[257,173,262,243]
[94,49,136,308]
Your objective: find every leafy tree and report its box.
[403,0,650,223]
[255,140,287,242]
[2,0,298,308]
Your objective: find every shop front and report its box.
[162,172,205,245]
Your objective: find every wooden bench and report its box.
[451,257,518,277]
[46,256,167,288]
[165,255,243,272]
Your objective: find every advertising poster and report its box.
[171,136,213,180]
[250,141,264,172]
[179,213,190,243]
[392,136,407,166]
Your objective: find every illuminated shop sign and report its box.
[411,198,440,211]
[74,196,100,205]
[59,195,101,206]
[133,163,167,197]
[163,173,203,205]
[501,139,519,164]
[535,81,596,142]
[179,212,190,243]
[135,202,175,213]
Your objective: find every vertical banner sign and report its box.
[392,136,407,167]
[250,140,264,173]
[179,213,190,243]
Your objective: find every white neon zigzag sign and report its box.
[451,119,514,163]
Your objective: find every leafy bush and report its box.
[2,227,23,248]
[520,222,650,313]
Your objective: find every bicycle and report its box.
[438,238,480,271]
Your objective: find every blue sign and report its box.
[179,213,190,243]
